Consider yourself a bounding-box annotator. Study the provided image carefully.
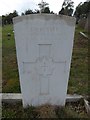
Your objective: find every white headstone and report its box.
[13,14,76,107]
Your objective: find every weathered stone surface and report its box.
[13,14,76,107]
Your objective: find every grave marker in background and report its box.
[13,14,76,107]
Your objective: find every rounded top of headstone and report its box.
[13,14,76,26]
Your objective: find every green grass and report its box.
[68,26,88,95]
[2,24,88,95]
[2,24,20,93]
[0,26,2,47]
[0,26,2,92]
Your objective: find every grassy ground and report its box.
[0,25,2,92]
[68,25,88,95]
[0,26,2,47]
[2,24,88,95]
[2,100,88,118]
[2,25,20,93]
[2,24,89,118]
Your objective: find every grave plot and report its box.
[2,15,89,118]
[13,14,76,107]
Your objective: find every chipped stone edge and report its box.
[13,14,76,26]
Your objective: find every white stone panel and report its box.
[13,14,76,107]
